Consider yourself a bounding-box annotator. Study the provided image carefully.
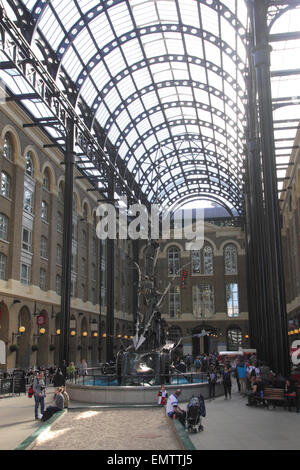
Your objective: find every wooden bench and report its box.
[255,387,300,412]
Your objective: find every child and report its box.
[157,384,168,406]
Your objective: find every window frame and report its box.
[1,171,12,199]
[226,283,240,318]
[0,252,7,280]
[22,227,32,253]
[0,214,9,241]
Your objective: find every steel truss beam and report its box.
[87,54,246,118]
[0,8,148,208]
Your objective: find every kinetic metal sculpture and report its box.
[117,240,190,385]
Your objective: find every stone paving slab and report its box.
[30,408,184,451]
[0,390,54,450]
[189,388,300,451]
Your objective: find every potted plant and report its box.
[9,344,19,353]
[77,345,82,351]
[49,344,56,352]
[31,344,39,352]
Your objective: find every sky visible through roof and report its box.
[1,0,299,214]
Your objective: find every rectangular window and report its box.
[56,245,62,265]
[0,214,8,241]
[40,269,46,291]
[0,253,7,280]
[226,283,239,317]
[56,275,61,296]
[22,228,32,253]
[20,263,31,285]
[24,189,34,214]
[41,201,48,222]
[193,285,215,318]
[169,286,181,318]
[192,250,201,274]
[40,237,48,259]
[1,172,11,198]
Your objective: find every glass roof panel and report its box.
[1,0,252,214]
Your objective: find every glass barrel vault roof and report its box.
[1,0,299,215]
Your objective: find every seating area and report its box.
[252,387,300,412]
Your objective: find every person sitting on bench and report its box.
[284,378,297,412]
[246,376,264,406]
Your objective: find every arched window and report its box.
[0,253,7,280]
[43,169,50,190]
[0,214,8,241]
[203,245,214,274]
[25,152,34,177]
[227,328,242,351]
[168,246,180,275]
[3,134,13,161]
[169,286,181,318]
[225,244,238,275]
[1,172,12,199]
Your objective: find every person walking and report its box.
[222,366,232,399]
[33,371,46,420]
[67,362,76,381]
[207,365,217,400]
[237,360,247,396]
[79,359,88,377]
[194,356,201,373]
[185,354,192,372]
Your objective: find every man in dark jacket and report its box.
[52,368,65,387]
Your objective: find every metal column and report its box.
[106,173,115,362]
[59,117,75,367]
[249,0,290,376]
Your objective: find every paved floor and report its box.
[189,386,300,450]
[0,391,54,450]
[1,385,299,450]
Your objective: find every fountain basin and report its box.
[67,380,224,405]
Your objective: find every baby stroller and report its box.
[186,395,206,433]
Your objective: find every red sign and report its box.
[36,314,46,326]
